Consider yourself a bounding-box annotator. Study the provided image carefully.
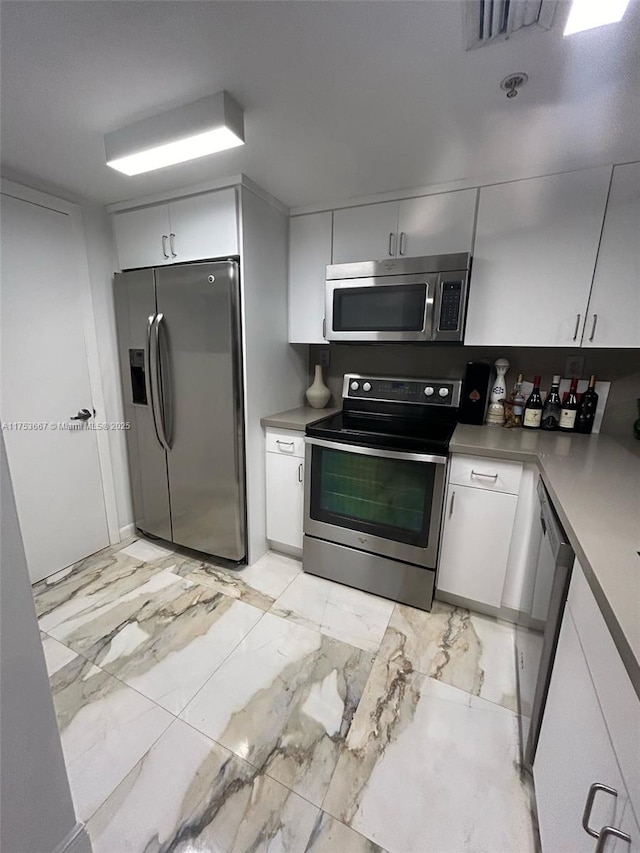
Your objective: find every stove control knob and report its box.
[363,382,372,392]
[424,386,435,396]
[350,381,359,391]
[439,387,450,398]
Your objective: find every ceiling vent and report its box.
[464,0,558,50]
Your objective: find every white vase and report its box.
[306,364,331,409]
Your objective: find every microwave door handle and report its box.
[424,281,434,339]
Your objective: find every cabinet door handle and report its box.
[582,783,618,839]
[388,232,395,256]
[298,462,303,483]
[449,490,456,517]
[471,470,498,480]
[161,235,170,259]
[589,313,598,342]
[399,231,406,255]
[573,313,581,341]
[169,233,177,258]
[594,826,632,852]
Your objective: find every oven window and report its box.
[310,446,435,546]
[333,283,427,332]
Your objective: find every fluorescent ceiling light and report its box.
[563,0,631,35]
[105,91,244,176]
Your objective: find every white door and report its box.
[465,166,611,346]
[396,190,477,258]
[1,193,110,583]
[288,212,333,344]
[534,610,628,852]
[265,452,304,550]
[436,483,517,608]
[332,201,399,263]
[582,161,640,348]
[168,188,238,263]
[112,204,171,270]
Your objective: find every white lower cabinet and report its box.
[437,483,518,608]
[534,561,639,852]
[265,429,304,553]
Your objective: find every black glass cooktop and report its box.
[306,410,456,455]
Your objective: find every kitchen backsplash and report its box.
[308,344,640,440]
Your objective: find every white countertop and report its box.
[452,424,640,698]
[260,406,340,431]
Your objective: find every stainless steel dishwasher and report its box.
[516,478,575,767]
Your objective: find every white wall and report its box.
[81,204,133,532]
[0,435,91,853]
[239,187,308,564]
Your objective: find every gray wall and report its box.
[309,344,640,439]
[0,436,91,853]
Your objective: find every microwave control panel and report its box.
[438,280,463,332]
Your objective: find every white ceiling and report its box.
[2,1,639,209]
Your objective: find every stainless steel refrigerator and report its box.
[114,259,246,561]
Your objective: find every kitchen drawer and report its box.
[449,454,522,494]
[265,428,305,458]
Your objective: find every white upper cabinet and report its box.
[288,211,332,344]
[396,189,477,258]
[112,204,172,270]
[582,161,640,348]
[332,201,398,264]
[167,188,238,263]
[112,188,238,270]
[465,166,611,347]
[331,190,477,265]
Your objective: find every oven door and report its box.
[304,438,447,567]
[325,274,436,342]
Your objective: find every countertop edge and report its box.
[260,407,340,432]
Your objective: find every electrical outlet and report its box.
[564,355,584,379]
[319,347,331,368]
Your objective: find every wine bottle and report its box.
[508,373,525,427]
[559,378,579,432]
[541,375,562,431]
[523,376,543,430]
[575,375,599,434]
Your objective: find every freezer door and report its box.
[155,261,245,560]
[114,269,172,541]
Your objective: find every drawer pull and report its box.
[582,783,618,839]
[276,440,295,448]
[594,826,631,852]
[298,462,303,483]
[471,470,499,480]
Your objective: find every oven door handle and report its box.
[304,437,448,465]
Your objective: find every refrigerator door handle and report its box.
[152,313,172,451]
[147,313,170,452]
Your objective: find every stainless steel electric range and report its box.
[303,373,461,611]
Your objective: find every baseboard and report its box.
[434,590,544,630]
[267,540,302,559]
[51,823,92,853]
[119,522,136,540]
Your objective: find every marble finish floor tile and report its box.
[305,812,389,853]
[271,572,395,653]
[48,569,264,714]
[87,717,319,853]
[50,652,173,822]
[379,600,518,711]
[119,538,175,563]
[41,633,78,676]
[323,656,537,853]
[181,611,374,807]
[162,548,302,612]
[33,547,163,633]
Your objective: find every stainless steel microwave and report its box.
[324,253,471,343]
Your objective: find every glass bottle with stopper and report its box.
[486,359,510,426]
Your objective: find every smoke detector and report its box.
[500,73,529,99]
